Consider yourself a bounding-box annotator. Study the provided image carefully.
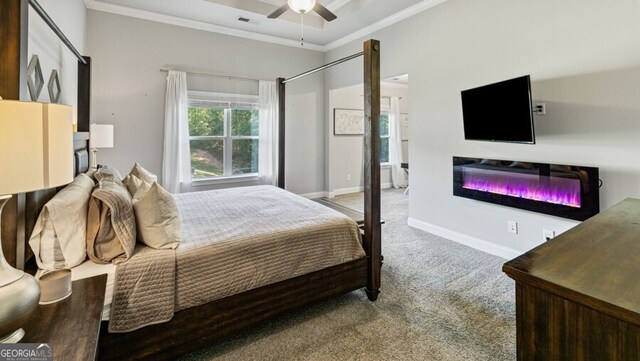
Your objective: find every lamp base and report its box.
[90,148,98,168]
[0,196,40,344]
[0,328,24,343]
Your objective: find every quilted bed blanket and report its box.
[108,185,365,332]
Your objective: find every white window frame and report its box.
[187,91,259,183]
[380,108,391,166]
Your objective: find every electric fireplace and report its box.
[453,157,599,221]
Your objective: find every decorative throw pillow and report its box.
[132,181,181,250]
[129,163,158,184]
[28,174,95,270]
[86,177,136,264]
[122,174,145,197]
[94,165,123,182]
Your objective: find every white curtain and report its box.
[258,80,278,186]
[389,96,407,188]
[162,71,191,193]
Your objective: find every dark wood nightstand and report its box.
[22,274,107,361]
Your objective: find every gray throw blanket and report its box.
[108,245,175,333]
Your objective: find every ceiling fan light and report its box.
[287,0,316,13]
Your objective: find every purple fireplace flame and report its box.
[462,168,581,208]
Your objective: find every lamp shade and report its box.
[0,100,73,195]
[288,0,316,13]
[90,124,114,149]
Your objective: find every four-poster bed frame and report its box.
[0,1,382,359]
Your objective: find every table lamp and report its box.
[89,124,113,168]
[0,99,73,343]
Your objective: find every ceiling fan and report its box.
[268,0,337,22]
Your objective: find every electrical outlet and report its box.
[346,174,351,181]
[508,221,518,234]
[543,229,555,242]
[535,103,546,115]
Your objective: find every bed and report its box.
[95,182,376,359]
[2,7,382,358]
[24,153,378,360]
[100,185,365,333]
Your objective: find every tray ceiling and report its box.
[85,0,447,51]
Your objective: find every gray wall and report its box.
[328,83,409,194]
[86,10,326,195]
[28,0,86,123]
[324,0,640,255]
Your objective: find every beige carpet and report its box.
[179,189,516,361]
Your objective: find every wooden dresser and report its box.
[503,198,640,360]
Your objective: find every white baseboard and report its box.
[298,191,330,199]
[328,183,393,198]
[407,217,522,260]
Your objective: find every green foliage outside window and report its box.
[188,105,259,178]
[380,114,390,163]
[231,109,259,174]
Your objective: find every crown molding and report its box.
[83,0,325,51]
[323,0,448,51]
[84,0,448,53]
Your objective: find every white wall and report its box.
[325,0,640,257]
[86,10,326,195]
[28,0,87,123]
[328,82,409,195]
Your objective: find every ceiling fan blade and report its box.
[313,2,337,22]
[267,4,289,19]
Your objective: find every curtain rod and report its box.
[160,68,260,83]
[29,0,87,64]
[283,51,364,84]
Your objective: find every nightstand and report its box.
[21,274,107,361]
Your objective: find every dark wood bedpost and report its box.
[77,56,91,132]
[363,39,382,301]
[276,77,286,189]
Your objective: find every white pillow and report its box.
[29,174,95,270]
[132,181,181,250]
[129,163,157,184]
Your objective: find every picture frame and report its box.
[333,108,364,135]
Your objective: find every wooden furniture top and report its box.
[313,198,385,228]
[503,198,640,327]
[313,198,366,226]
[23,274,107,361]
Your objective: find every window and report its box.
[380,112,390,163]
[187,93,259,179]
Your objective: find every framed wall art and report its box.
[334,108,364,135]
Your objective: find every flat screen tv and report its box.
[461,75,535,144]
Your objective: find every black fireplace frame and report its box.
[453,156,600,221]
